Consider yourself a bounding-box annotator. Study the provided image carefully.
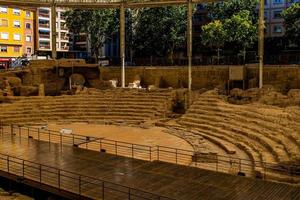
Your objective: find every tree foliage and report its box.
[202,0,258,63]
[206,0,258,20]
[131,6,187,62]
[64,9,118,60]
[201,20,226,63]
[224,10,257,59]
[282,3,300,46]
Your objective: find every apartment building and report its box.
[264,0,299,37]
[36,7,70,54]
[0,6,34,60]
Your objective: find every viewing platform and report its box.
[0,126,299,199]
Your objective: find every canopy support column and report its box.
[51,4,57,59]
[187,0,193,90]
[258,0,265,88]
[120,2,126,88]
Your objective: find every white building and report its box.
[36,7,70,53]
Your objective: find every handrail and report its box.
[1,123,300,183]
[0,151,174,200]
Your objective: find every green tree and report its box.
[224,10,257,63]
[201,20,227,64]
[282,3,300,47]
[206,0,258,20]
[64,9,118,61]
[203,0,258,63]
[131,6,187,64]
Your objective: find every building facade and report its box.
[264,0,299,37]
[36,7,70,54]
[0,6,34,60]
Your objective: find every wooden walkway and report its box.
[0,134,299,200]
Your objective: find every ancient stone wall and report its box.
[100,65,300,92]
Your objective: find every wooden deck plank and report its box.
[0,135,298,200]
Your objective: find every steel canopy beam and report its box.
[0,0,223,8]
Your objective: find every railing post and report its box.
[79,175,81,196]
[175,149,178,164]
[73,134,75,146]
[27,127,29,138]
[128,188,131,200]
[60,132,62,150]
[102,182,105,199]
[149,146,152,161]
[22,160,25,177]
[100,139,102,151]
[157,146,160,161]
[38,128,40,141]
[10,124,13,138]
[58,169,61,189]
[18,126,21,138]
[47,130,50,144]
[115,141,117,155]
[39,165,42,183]
[7,156,9,173]
[132,144,134,158]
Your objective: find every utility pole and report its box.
[258,0,265,88]
[51,2,57,59]
[120,2,125,88]
[187,0,193,90]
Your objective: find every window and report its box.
[273,10,282,19]
[26,23,31,29]
[13,34,21,41]
[273,25,283,33]
[13,8,21,15]
[26,11,31,17]
[0,19,8,27]
[1,33,9,40]
[0,46,7,52]
[13,46,20,52]
[27,47,32,54]
[264,11,268,20]
[273,0,283,4]
[26,35,31,42]
[13,20,21,28]
[0,7,7,13]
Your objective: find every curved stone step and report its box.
[182,112,294,163]
[179,118,277,164]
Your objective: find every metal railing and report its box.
[0,152,173,200]
[1,124,298,184]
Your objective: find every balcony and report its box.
[39,13,50,18]
[39,34,50,39]
[39,44,50,49]
[39,24,50,28]
[61,46,69,51]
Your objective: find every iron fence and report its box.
[0,123,299,184]
[0,152,173,200]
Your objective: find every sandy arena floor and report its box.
[46,123,193,150]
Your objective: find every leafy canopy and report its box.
[64,9,118,58]
[282,3,300,46]
[132,6,187,58]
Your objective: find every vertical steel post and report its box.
[187,0,193,90]
[120,2,126,88]
[258,0,265,88]
[51,3,57,59]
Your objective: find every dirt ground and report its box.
[46,123,194,150]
